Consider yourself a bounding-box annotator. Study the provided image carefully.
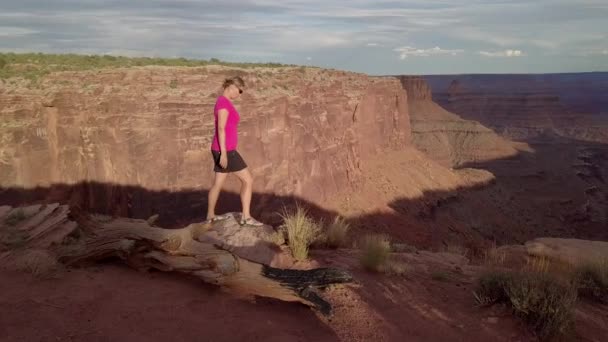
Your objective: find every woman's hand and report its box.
[219,153,228,169]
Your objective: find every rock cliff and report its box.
[424,73,608,142]
[0,66,410,218]
[396,76,517,167]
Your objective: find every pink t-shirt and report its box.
[211,95,240,151]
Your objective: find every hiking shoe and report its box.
[239,217,265,227]
[204,213,230,224]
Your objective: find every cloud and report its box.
[0,1,606,73]
[0,26,39,37]
[394,46,464,59]
[576,48,608,56]
[479,49,525,57]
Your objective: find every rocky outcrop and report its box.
[525,237,608,266]
[0,66,410,219]
[397,76,432,101]
[396,76,517,167]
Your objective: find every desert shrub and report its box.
[359,234,391,272]
[320,216,350,249]
[474,270,511,306]
[574,259,608,304]
[474,268,577,340]
[431,271,451,282]
[391,243,417,253]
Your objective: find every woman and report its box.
[206,76,264,226]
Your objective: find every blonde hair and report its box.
[222,76,245,89]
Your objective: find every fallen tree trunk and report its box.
[0,204,353,315]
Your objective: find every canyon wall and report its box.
[0,66,410,220]
[424,73,608,142]
[395,76,517,167]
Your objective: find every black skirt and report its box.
[211,150,248,173]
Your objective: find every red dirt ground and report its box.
[1,249,540,342]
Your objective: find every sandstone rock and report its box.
[195,212,295,268]
[424,73,608,143]
[525,237,608,266]
[396,76,517,167]
[0,66,410,219]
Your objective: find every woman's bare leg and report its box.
[207,172,228,220]
[233,168,254,219]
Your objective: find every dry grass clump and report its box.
[359,234,392,272]
[474,257,578,340]
[2,250,61,278]
[279,204,321,261]
[574,259,608,304]
[318,216,351,249]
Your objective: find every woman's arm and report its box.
[217,108,229,153]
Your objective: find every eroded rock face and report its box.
[396,76,517,167]
[424,73,608,143]
[0,66,410,219]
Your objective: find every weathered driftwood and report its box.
[0,204,352,314]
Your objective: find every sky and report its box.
[1,0,607,75]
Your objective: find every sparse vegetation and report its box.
[4,209,27,226]
[391,242,417,253]
[359,233,391,272]
[443,243,470,259]
[269,229,286,246]
[0,52,299,81]
[6,250,60,278]
[279,204,321,261]
[473,270,511,306]
[508,271,577,340]
[385,260,408,276]
[54,79,72,86]
[431,271,450,282]
[0,227,27,250]
[574,259,608,303]
[474,262,578,340]
[482,243,506,266]
[319,216,350,249]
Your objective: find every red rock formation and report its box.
[0,67,410,217]
[424,73,608,142]
[396,76,517,166]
